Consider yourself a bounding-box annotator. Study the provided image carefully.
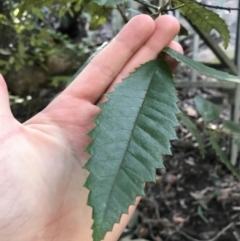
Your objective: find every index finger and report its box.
[63,14,155,104]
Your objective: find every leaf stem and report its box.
[165,4,185,12]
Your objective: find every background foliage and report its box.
[0,0,111,95]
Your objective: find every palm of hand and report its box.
[0,15,181,241]
[0,93,98,240]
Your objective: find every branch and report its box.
[133,0,160,11]
[132,0,240,13]
[198,3,240,12]
[132,0,183,14]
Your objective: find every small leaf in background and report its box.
[84,60,179,241]
[194,96,220,122]
[50,75,72,87]
[32,7,44,20]
[173,0,230,48]
[0,48,11,55]
[86,3,112,30]
[9,56,15,64]
[223,120,240,134]
[208,130,240,181]
[0,13,8,25]
[74,1,82,12]
[18,42,25,58]
[59,8,66,18]
[67,8,75,17]
[163,48,240,84]
[197,206,209,223]
[234,138,240,147]
[178,112,205,158]
[222,121,240,158]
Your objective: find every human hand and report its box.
[0,14,182,241]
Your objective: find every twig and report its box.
[179,222,234,241]
[198,3,240,12]
[133,0,160,11]
[177,222,233,241]
[117,5,128,24]
[133,0,240,13]
[143,219,234,241]
[164,4,185,12]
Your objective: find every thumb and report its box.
[0,74,12,116]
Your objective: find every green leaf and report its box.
[208,130,240,181]
[173,0,230,48]
[84,60,179,241]
[178,112,205,158]
[194,96,220,122]
[223,120,240,134]
[92,0,126,6]
[163,48,240,84]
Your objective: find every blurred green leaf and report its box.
[32,7,44,20]
[208,130,240,181]
[86,3,112,30]
[197,206,209,223]
[173,0,230,48]
[74,1,82,12]
[18,42,25,57]
[163,48,240,84]
[59,8,67,18]
[178,112,205,158]
[223,120,240,134]
[0,48,11,55]
[9,56,15,64]
[194,96,220,122]
[51,75,71,87]
[234,138,240,147]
